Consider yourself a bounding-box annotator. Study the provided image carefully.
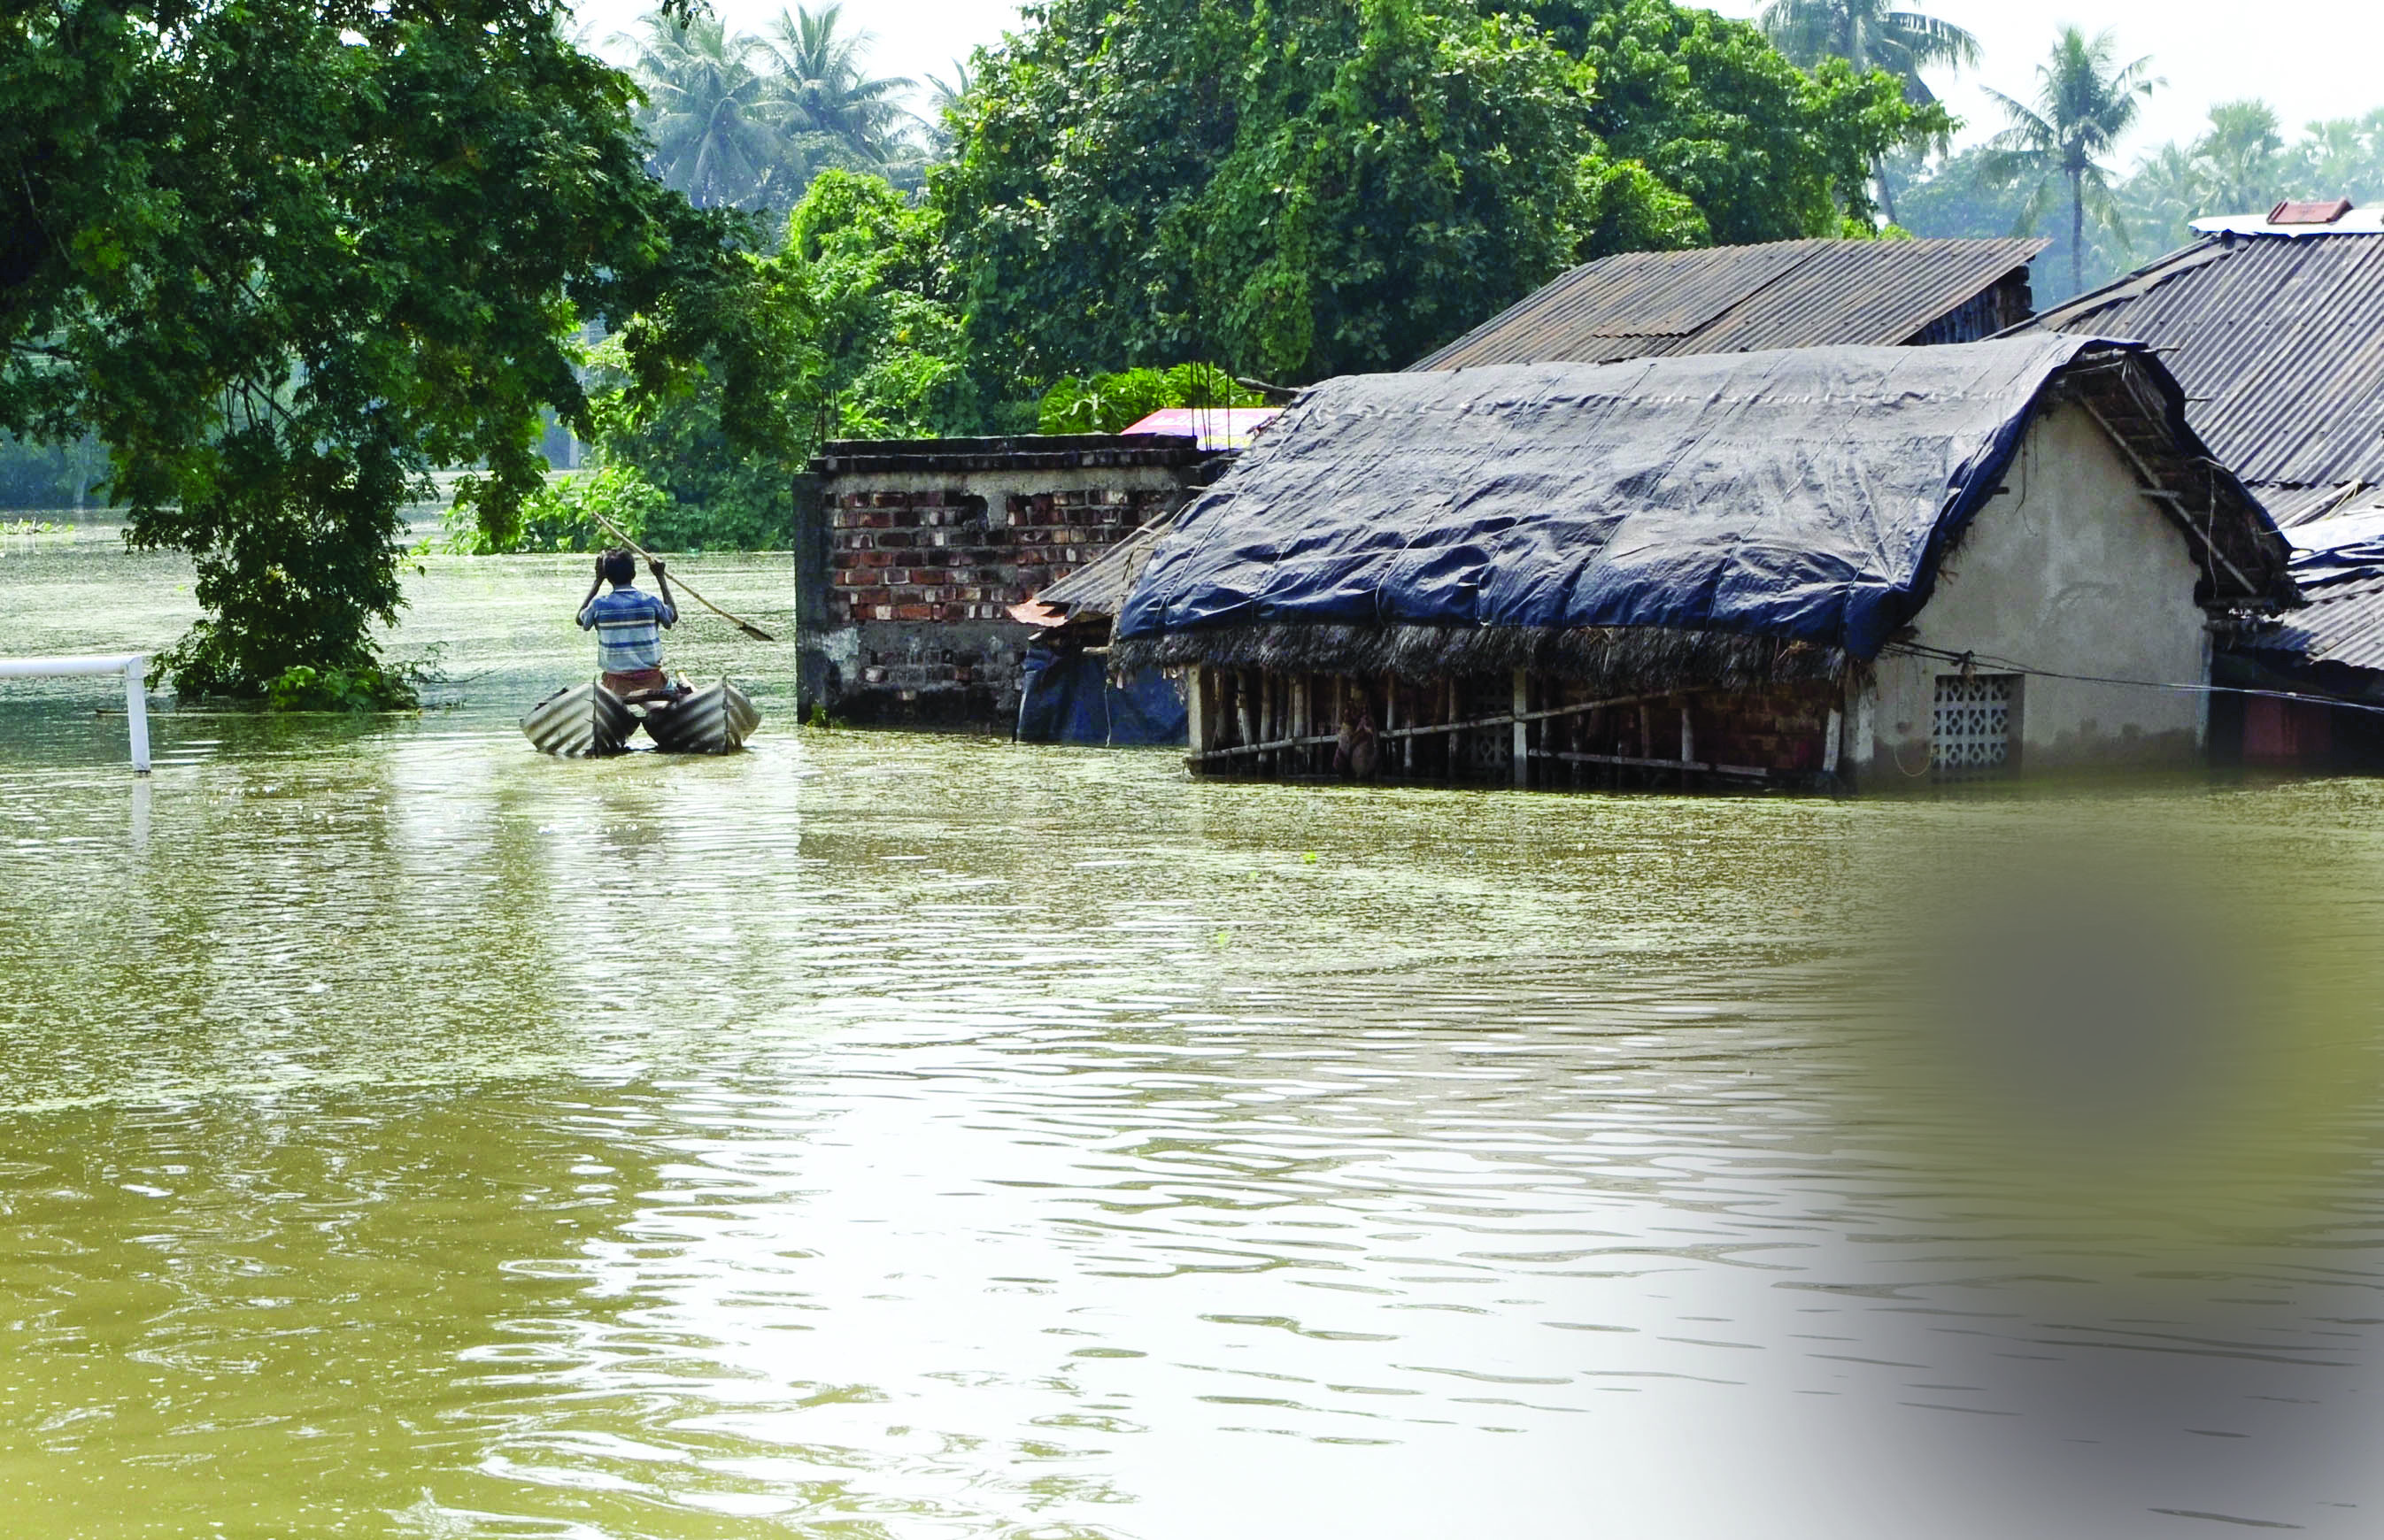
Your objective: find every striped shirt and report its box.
[577,586,676,671]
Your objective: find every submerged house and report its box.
[2012,202,2384,766]
[1412,237,2047,369]
[1110,338,2295,790]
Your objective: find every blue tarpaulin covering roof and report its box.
[1115,338,2287,669]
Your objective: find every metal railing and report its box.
[0,653,150,772]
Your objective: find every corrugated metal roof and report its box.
[2247,504,2384,673]
[1410,238,2047,370]
[2016,232,2384,490]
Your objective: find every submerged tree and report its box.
[1982,26,2161,295]
[0,0,807,697]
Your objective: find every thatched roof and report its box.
[1112,339,2294,681]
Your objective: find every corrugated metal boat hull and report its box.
[521,681,634,757]
[643,680,760,754]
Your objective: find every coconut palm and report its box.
[922,58,974,158]
[2196,99,2288,218]
[617,12,780,209]
[2125,140,2206,256]
[752,6,915,169]
[1758,0,1979,104]
[2288,110,2384,203]
[1982,27,2162,295]
[1759,0,1977,224]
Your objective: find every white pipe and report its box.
[0,652,151,773]
[0,653,145,678]
[124,657,150,774]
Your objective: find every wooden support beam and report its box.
[1512,669,1529,789]
[1531,750,1773,778]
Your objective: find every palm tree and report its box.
[2288,110,2384,204]
[616,13,780,209]
[922,58,974,159]
[1982,27,2162,295]
[2195,100,2287,218]
[752,6,915,170]
[1759,0,1979,223]
[1759,0,1979,102]
[2125,140,2206,256]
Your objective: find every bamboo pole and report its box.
[587,509,776,642]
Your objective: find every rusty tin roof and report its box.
[1410,238,2047,370]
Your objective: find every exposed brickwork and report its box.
[826,486,1177,628]
[802,445,1214,728]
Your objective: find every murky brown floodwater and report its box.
[7,528,2384,1537]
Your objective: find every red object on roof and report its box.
[2269,197,2355,226]
[1120,405,1281,450]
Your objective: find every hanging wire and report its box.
[1879,641,2384,719]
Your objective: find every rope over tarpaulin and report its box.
[1116,337,2290,665]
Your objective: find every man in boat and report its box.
[578,549,684,701]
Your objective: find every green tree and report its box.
[1982,26,2161,296]
[582,171,973,550]
[752,6,917,181]
[616,12,783,209]
[1755,0,1978,221]
[0,0,802,697]
[2288,110,2384,203]
[1511,0,1942,243]
[1756,0,1978,102]
[1038,365,1263,435]
[2195,99,2288,218]
[938,0,1922,389]
[618,4,923,213]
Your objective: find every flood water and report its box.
[8,529,2384,1536]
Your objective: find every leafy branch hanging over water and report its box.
[0,0,810,700]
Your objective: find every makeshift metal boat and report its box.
[640,678,760,754]
[521,680,636,758]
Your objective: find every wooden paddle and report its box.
[586,510,778,643]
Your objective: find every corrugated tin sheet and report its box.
[2247,506,2384,673]
[1410,238,2047,370]
[2018,233,2384,490]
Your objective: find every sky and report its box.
[572,0,2384,166]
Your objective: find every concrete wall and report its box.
[1847,401,2211,784]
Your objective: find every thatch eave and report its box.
[1110,623,1853,696]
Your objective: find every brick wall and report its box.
[801,439,1213,728]
[828,486,1178,628]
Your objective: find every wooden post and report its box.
[1823,706,1842,779]
[1395,676,1412,776]
[1186,666,1207,767]
[1679,704,1693,789]
[1259,671,1276,775]
[1445,678,1458,781]
[1291,674,1308,776]
[1237,670,1257,757]
[1512,668,1529,789]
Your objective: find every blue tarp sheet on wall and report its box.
[1117,337,2187,662]
[1015,646,1186,745]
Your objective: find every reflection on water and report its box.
[4,545,2384,1536]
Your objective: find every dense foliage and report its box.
[0,0,805,697]
[935,0,1932,389]
[1038,365,1265,435]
